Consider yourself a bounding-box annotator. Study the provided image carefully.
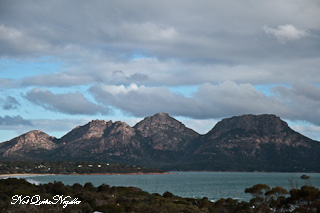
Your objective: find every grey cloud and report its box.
[89,82,289,119]
[2,96,20,110]
[272,82,320,125]
[0,79,15,88]
[0,115,32,126]
[126,73,148,82]
[0,24,52,57]
[25,88,109,115]
[13,55,320,88]
[1,0,319,140]
[20,72,92,87]
[0,1,319,64]
[193,81,289,117]
[12,56,320,88]
[89,83,206,118]
[112,70,124,76]
[288,82,320,100]
[0,1,318,88]
[112,70,148,82]
[89,81,320,127]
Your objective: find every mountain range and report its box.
[0,113,319,172]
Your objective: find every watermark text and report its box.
[11,195,81,208]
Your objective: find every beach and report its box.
[0,172,169,179]
[0,173,54,178]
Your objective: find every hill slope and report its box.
[189,114,320,171]
[0,113,319,172]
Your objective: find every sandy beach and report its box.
[0,173,54,178]
[65,172,170,175]
[0,172,169,178]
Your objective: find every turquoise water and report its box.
[22,172,320,201]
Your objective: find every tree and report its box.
[84,182,95,191]
[289,185,320,212]
[245,184,270,200]
[265,186,288,200]
[245,184,271,211]
[265,187,289,211]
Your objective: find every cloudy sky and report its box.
[1,0,320,142]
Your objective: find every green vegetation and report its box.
[0,161,164,175]
[242,175,320,212]
[0,175,319,212]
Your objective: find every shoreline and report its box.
[1,171,317,178]
[172,170,320,174]
[0,173,54,178]
[65,172,170,175]
[0,172,170,178]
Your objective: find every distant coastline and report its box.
[2,171,319,179]
[0,173,54,178]
[0,172,169,178]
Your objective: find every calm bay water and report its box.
[22,172,320,201]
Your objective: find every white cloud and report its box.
[291,124,320,141]
[99,83,139,95]
[263,24,309,43]
[178,118,219,135]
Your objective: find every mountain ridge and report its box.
[0,113,319,172]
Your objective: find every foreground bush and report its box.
[0,176,319,212]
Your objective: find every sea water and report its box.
[19,172,320,201]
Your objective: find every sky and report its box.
[0,0,320,142]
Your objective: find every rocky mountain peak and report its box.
[139,112,172,126]
[0,130,57,158]
[196,114,312,161]
[134,112,199,151]
[135,113,190,135]
[207,114,290,138]
[59,120,136,144]
[60,119,113,142]
[108,121,135,137]
[88,119,110,126]
[17,130,56,142]
[154,112,170,117]
[24,130,49,137]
